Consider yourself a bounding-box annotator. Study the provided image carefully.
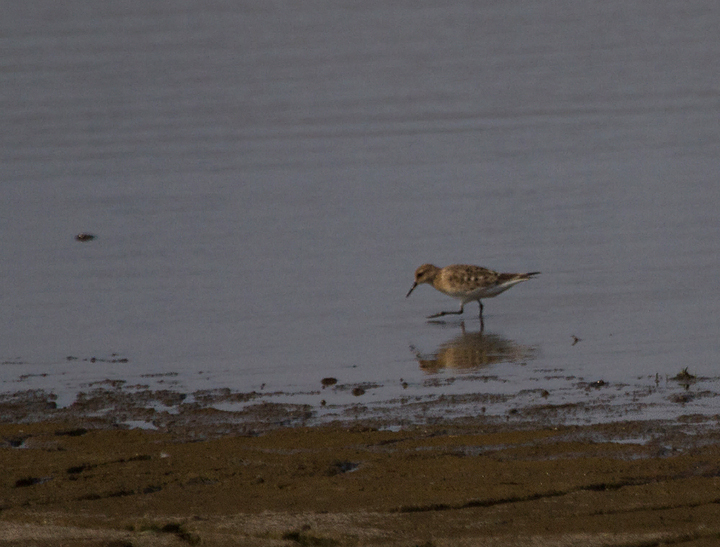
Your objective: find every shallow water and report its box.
[2,1,720,423]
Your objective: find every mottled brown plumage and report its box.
[406,263,539,328]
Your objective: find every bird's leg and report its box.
[478,301,484,332]
[427,303,464,319]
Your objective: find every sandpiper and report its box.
[406,264,539,329]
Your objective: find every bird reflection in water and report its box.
[411,322,537,374]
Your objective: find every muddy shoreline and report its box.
[1,361,716,439]
[2,388,720,546]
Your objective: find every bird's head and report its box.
[406,264,440,297]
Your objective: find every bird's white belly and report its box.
[445,279,525,303]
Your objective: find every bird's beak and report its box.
[406,282,417,298]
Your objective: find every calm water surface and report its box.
[2,1,720,422]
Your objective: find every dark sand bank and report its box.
[2,407,720,546]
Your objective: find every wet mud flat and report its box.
[3,362,717,436]
[2,391,720,546]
